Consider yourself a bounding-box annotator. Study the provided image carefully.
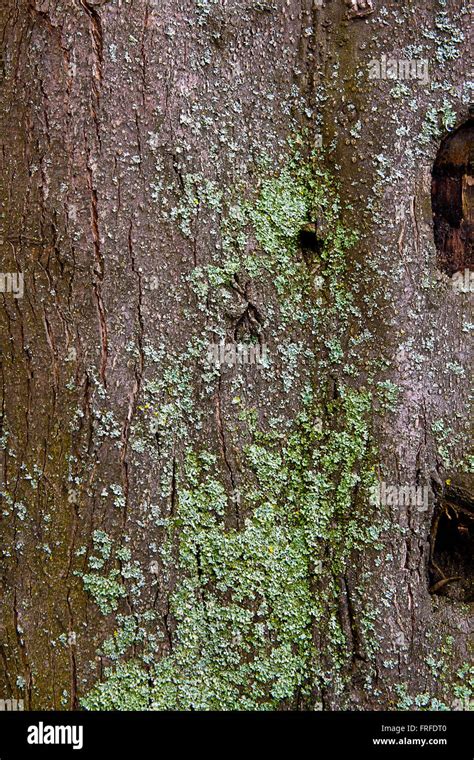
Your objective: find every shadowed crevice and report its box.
[432,109,474,277]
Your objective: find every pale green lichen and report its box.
[82,662,152,711]
[419,101,457,145]
[83,382,380,710]
[81,570,127,616]
[81,148,385,709]
[79,531,127,614]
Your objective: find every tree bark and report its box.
[0,0,472,710]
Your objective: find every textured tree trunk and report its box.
[0,0,471,710]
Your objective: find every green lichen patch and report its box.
[83,384,381,710]
[82,145,387,711]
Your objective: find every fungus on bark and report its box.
[431,107,474,277]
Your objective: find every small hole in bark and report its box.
[431,108,474,277]
[430,475,474,602]
[299,223,324,267]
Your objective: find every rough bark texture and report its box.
[0,0,472,710]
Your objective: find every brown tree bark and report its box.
[0,0,471,710]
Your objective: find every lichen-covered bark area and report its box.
[0,0,471,710]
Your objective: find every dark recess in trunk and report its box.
[431,109,473,276]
